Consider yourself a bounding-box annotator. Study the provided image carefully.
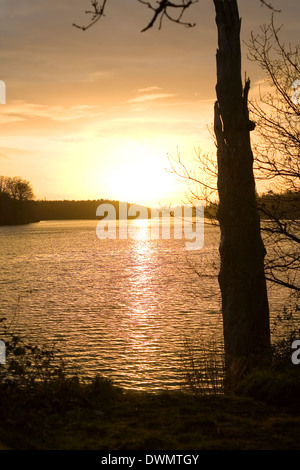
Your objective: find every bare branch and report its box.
[139,0,198,32]
[259,0,281,13]
[73,0,281,33]
[73,0,109,31]
[73,0,198,32]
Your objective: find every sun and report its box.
[105,141,176,206]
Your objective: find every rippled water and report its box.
[0,219,289,391]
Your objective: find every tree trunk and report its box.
[213,0,271,387]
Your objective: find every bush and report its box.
[0,316,66,387]
[235,296,300,408]
[182,336,225,395]
[268,293,300,370]
[235,368,300,409]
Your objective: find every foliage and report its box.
[232,293,300,407]
[0,176,38,225]
[235,368,300,409]
[271,292,300,368]
[0,311,299,449]
[31,199,150,220]
[1,370,300,450]
[0,176,34,201]
[0,316,66,387]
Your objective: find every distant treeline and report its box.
[258,191,300,219]
[32,193,298,222]
[0,193,39,226]
[29,199,151,221]
[0,198,153,225]
[31,200,214,221]
[1,191,299,226]
[205,190,300,220]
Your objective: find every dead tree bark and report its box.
[213,0,271,386]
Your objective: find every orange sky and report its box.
[0,0,298,206]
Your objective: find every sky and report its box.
[0,0,298,207]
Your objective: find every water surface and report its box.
[0,219,289,391]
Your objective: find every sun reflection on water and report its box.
[124,219,163,384]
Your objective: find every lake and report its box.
[0,218,289,391]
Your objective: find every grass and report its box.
[0,314,300,451]
[0,368,300,450]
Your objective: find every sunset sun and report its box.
[105,141,176,206]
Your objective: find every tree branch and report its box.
[259,0,281,13]
[73,0,281,33]
[73,0,109,31]
[73,0,198,32]
[139,0,198,32]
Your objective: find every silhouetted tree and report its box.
[4,176,34,201]
[212,0,270,384]
[246,17,299,293]
[170,15,299,295]
[0,176,37,225]
[75,0,276,386]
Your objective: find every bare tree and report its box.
[167,147,218,209]
[169,14,300,296]
[212,0,271,385]
[246,17,300,293]
[171,16,300,292]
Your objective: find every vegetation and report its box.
[0,186,153,224]
[30,199,151,221]
[171,17,300,294]
[2,189,296,225]
[1,375,300,450]
[0,176,38,225]
[166,5,300,382]
[0,306,299,451]
[1,176,35,202]
[246,16,300,293]
[203,0,271,383]
[204,190,300,221]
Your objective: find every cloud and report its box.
[84,71,113,82]
[0,152,10,159]
[128,93,176,104]
[0,102,102,124]
[0,147,33,159]
[136,86,162,93]
[53,135,91,143]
